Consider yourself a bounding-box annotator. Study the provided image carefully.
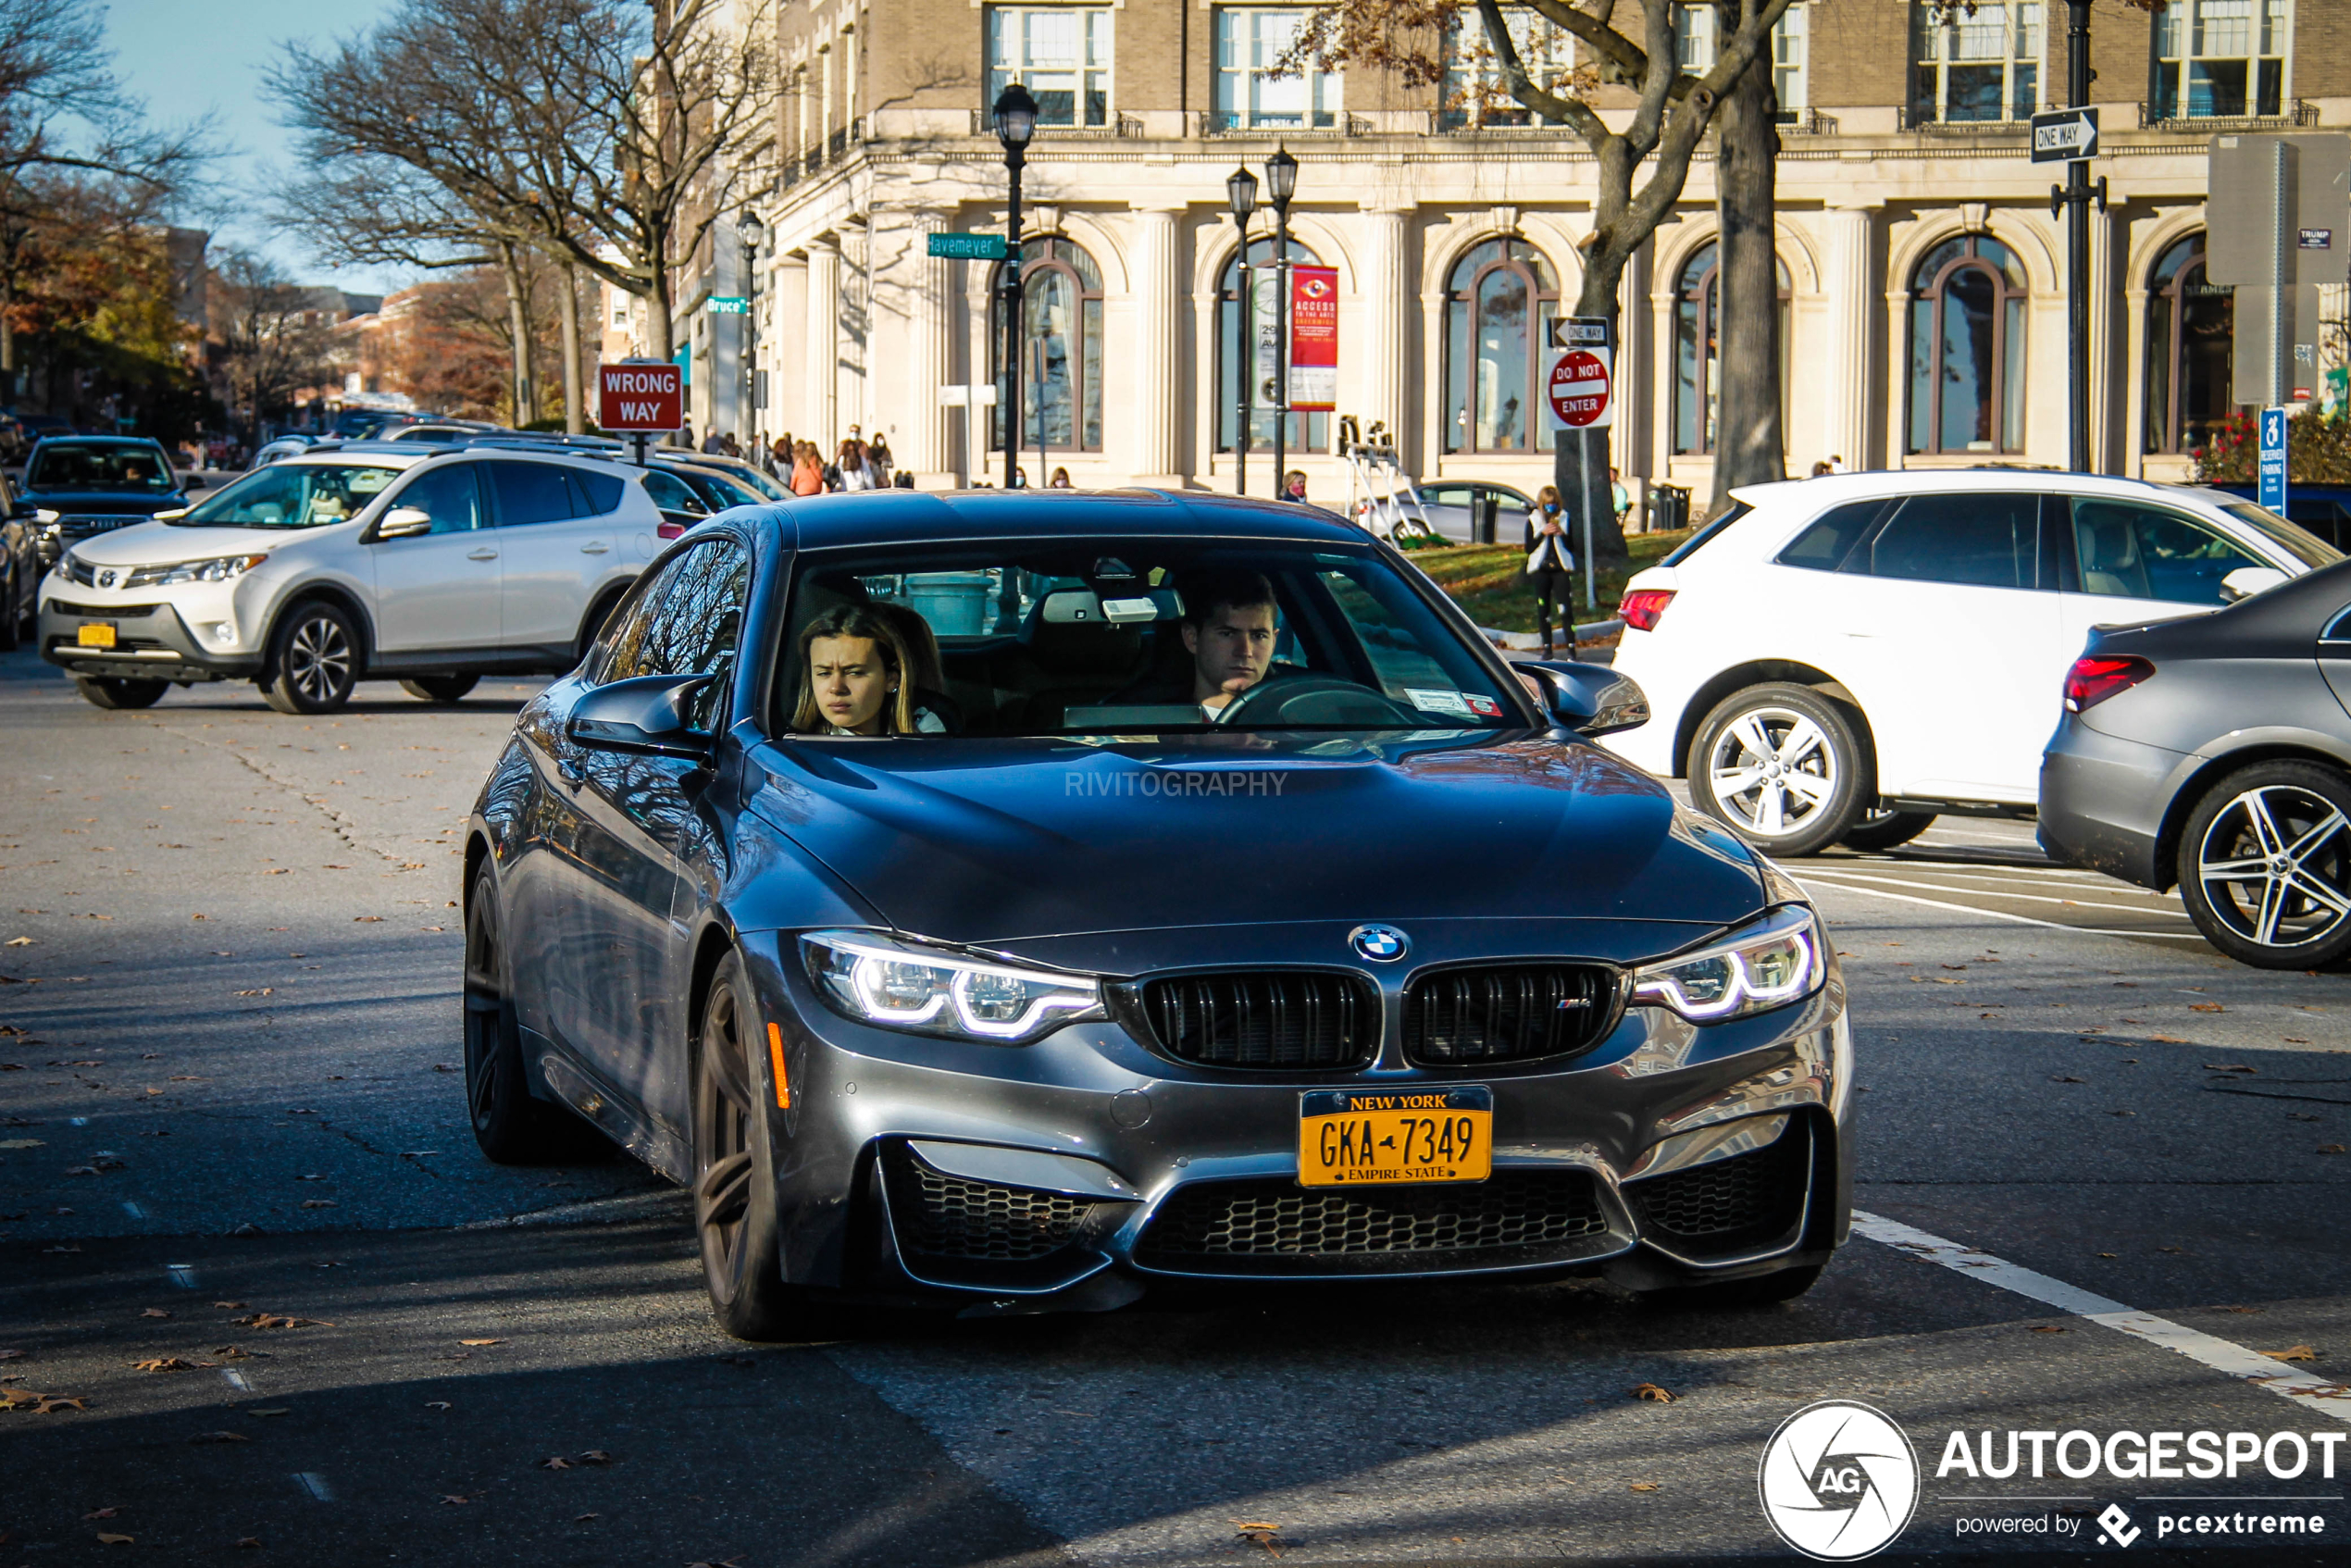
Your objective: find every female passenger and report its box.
[791,605,948,735]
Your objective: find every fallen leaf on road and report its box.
[248,1408,290,1417]
[213,1301,245,1310]
[233,989,273,998]
[574,1513,598,1522]
[5,938,33,947]
[0,1138,41,1149]
[431,1064,457,1073]
[2265,1346,2320,1362]
[2097,1251,2118,1258]
[235,1538,262,1549]
[458,1338,504,1347]
[299,1200,337,1209]
[1629,1482,1661,1492]
[424,1400,451,1411]
[0,1350,21,1361]
[440,1495,472,1505]
[2029,1325,2067,1334]
[2108,1110,2136,1117]
[140,1308,170,1319]
[232,1313,331,1329]
[2050,1075,2084,1084]
[94,1533,133,1545]
[41,1244,81,1253]
[352,916,382,924]
[578,1450,611,1463]
[2189,1002,2225,1013]
[541,1456,574,1470]
[190,1430,247,1443]
[2321,1145,2347,1156]
[2286,1037,2312,1044]
[2221,1305,2266,1313]
[1630,1383,1675,1403]
[2204,1063,2256,1073]
[133,1358,202,1373]
[81,1508,116,1520]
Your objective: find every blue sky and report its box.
[104,0,402,293]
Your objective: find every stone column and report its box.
[805,235,840,447]
[1355,202,1410,454]
[897,207,955,484]
[1822,203,1879,472]
[1128,202,1184,484]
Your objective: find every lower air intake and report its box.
[1134,1170,1611,1276]
[1624,1125,1810,1253]
[886,1150,1095,1263]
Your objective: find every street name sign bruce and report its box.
[927,232,1010,261]
[704,295,749,315]
[2031,107,2098,163]
[598,362,684,433]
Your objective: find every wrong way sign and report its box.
[598,361,684,433]
[1546,318,1613,429]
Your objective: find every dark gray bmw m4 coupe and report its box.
[462,489,1853,1338]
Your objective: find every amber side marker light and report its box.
[766,1022,792,1108]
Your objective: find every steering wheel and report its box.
[1216,672,1428,728]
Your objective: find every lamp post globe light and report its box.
[994,83,1039,489]
[1225,166,1257,497]
[1264,145,1298,499]
[740,211,765,449]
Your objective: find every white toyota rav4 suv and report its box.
[39,442,669,713]
[1605,470,2342,855]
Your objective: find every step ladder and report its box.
[1339,418,1439,543]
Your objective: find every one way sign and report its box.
[598,361,684,432]
[2030,106,2098,164]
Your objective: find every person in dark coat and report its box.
[1524,484,1574,657]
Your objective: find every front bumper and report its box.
[737,933,1853,1302]
[2037,718,2188,889]
[38,594,263,682]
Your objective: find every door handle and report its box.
[579,542,610,555]
[467,548,498,561]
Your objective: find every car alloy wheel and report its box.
[2180,763,2351,968]
[461,865,576,1162]
[1691,683,1870,858]
[263,602,359,714]
[690,953,807,1340]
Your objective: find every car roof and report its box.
[775,488,1371,551]
[272,446,435,469]
[31,434,165,449]
[1727,469,2237,510]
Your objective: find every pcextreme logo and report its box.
[1759,1400,1922,1561]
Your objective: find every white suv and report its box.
[38,443,668,713]
[1605,471,2343,855]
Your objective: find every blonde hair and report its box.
[791,604,917,734]
[1535,485,1561,508]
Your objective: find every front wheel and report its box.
[693,953,817,1341]
[462,865,579,1162]
[1840,809,1936,853]
[1688,683,1872,858]
[399,674,479,703]
[75,677,168,710]
[0,565,19,651]
[2176,761,2351,969]
[262,602,359,715]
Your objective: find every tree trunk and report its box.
[496,241,535,426]
[1710,22,1785,515]
[560,263,585,433]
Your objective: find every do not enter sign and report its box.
[1548,348,1611,429]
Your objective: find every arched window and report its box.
[2145,233,2235,455]
[1443,237,1561,454]
[1216,234,1328,454]
[989,236,1103,454]
[1906,233,2027,454]
[1671,240,1793,456]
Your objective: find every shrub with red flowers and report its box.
[2193,408,2351,485]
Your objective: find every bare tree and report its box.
[210,248,333,439]
[1708,6,1783,510]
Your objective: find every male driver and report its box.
[1112,568,1285,721]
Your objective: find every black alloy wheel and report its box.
[262,601,359,715]
[1839,809,1936,853]
[691,953,808,1340]
[75,676,168,710]
[1689,682,1872,858]
[462,864,577,1161]
[0,562,18,651]
[399,674,479,703]
[2177,761,2351,970]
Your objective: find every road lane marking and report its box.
[1898,868,2184,900]
[1804,867,2196,919]
[1853,1210,2351,1424]
[221,1369,253,1393]
[1794,874,2206,939]
[166,1263,197,1288]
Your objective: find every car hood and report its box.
[63,522,308,565]
[745,729,1766,952]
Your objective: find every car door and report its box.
[367,462,501,656]
[2056,496,2272,666]
[533,536,753,1128]
[1833,490,2064,803]
[485,459,618,656]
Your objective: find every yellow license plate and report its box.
[77,623,117,648]
[1299,1087,1492,1188]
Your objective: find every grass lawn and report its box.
[1404,529,1694,633]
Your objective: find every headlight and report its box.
[124,554,267,589]
[32,508,57,524]
[802,929,1103,1044]
[1631,904,1822,1022]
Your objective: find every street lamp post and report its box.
[1264,145,1298,501]
[740,210,765,450]
[1225,165,1258,498]
[993,83,1038,490]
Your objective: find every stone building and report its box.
[640,0,2351,503]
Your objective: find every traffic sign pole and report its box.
[2063,3,2096,471]
[1544,317,1614,616]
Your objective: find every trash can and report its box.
[896,571,997,636]
[1649,483,1691,535]
[1474,492,1499,545]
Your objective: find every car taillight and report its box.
[2063,654,2154,713]
[657,521,686,540]
[1619,589,1675,632]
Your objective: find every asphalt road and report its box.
[4,647,2349,1566]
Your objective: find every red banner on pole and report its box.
[1287,266,1338,413]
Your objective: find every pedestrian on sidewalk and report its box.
[1524,484,1575,658]
[1282,469,1308,504]
[791,442,827,496]
[835,438,873,491]
[868,434,894,488]
[768,433,794,480]
[1048,466,1072,489]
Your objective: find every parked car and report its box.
[643,456,768,538]
[672,450,790,503]
[2208,482,2351,552]
[38,443,661,713]
[1606,471,2343,856]
[2039,558,2351,968]
[1416,480,1535,543]
[462,489,1853,1338]
[0,464,34,650]
[14,435,200,568]
[248,434,322,467]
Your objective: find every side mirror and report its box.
[1522,660,1650,737]
[2220,565,2288,604]
[566,672,715,761]
[181,473,206,491]
[375,506,433,540]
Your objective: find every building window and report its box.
[1773,5,1808,111]
[2152,0,2288,120]
[1674,6,1716,71]
[1439,9,1570,131]
[2146,234,2236,455]
[1910,2,2040,123]
[1907,233,2028,455]
[1672,241,1793,458]
[986,7,1113,129]
[1214,10,1339,130]
[1442,237,1560,454]
[1216,234,1328,454]
[989,236,1103,454]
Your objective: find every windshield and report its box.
[778,540,1526,737]
[25,442,174,492]
[173,462,404,529]
[2220,503,2345,570]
